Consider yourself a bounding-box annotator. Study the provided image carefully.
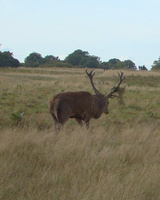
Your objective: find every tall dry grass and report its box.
[0,125,160,200]
[0,67,160,199]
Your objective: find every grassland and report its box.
[0,67,160,200]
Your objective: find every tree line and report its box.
[0,51,20,67]
[0,49,160,70]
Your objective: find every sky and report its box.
[1,0,160,70]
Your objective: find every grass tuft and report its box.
[0,67,160,199]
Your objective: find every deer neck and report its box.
[92,95,106,119]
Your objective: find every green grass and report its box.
[126,74,160,87]
[0,67,160,129]
[0,67,160,199]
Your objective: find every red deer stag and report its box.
[48,69,125,131]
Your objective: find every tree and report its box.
[83,56,100,68]
[65,49,101,68]
[0,51,20,67]
[123,60,137,70]
[151,57,160,70]
[103,58,136,70]
[99,62,108,70]
[65,49,89,66]
[24,52,43,67]
[43,55,59,63]
[108,58,121,69]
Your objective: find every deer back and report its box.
[49,91,103,123]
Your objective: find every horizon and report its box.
[1,0,160,70]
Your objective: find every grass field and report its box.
[0,67,160,199]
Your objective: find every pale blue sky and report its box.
[1,0,160,69]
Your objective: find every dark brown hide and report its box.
[49,91,109,129]
[48,70,125,131]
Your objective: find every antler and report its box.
[107,72,126,98]
[86,68,100,95]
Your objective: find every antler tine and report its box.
[107,71,126,98]
[119,71,126,80]
[86,68,95,77]
[117,72,126,87]
[86,68,100,95]
[91,70,95,77]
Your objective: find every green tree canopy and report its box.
[107,59,136,70]
[123,60,136,70]
[65,49,101,68]
[24,52,43,67]
[151,57,160,70]
[104,58,136,70]
[65,49,89,66]
[24,53,60,67]
[108,58,121,69]
[83,56,100,68]
[43,55,59,63]
[0,51,20,67]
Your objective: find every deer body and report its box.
[49,91,109,129]
[49,69,125,131]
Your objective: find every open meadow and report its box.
[0,67,160,200]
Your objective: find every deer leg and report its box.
[84,120,90,129]
[57,105,71,125]
[84,114,91,129]
[51,113,62,133]
[54,120,59,133]
[54,120,62,133]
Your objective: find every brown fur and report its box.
[48,70,125,132]
[48,91,109,130]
